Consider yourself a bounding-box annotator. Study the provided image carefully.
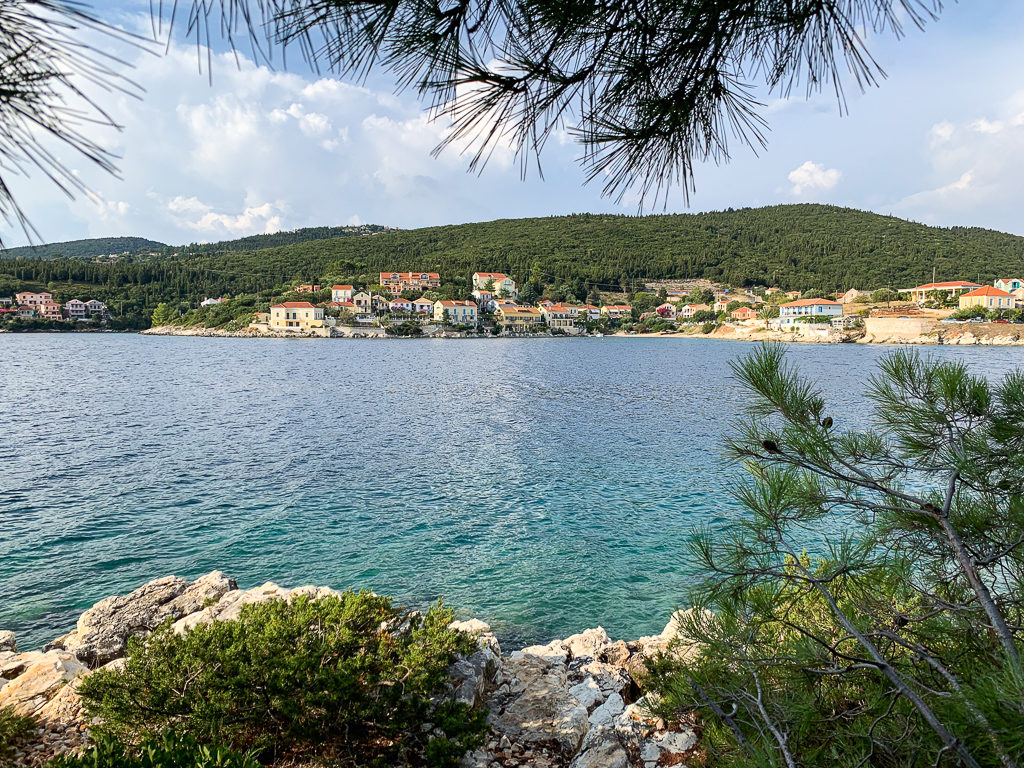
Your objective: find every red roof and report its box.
[962,286,1012,298]
[912,281,980,291]
[332,284,353,290]
[781,299,841,308]
[437,300,477,307]
[271,301,317,309]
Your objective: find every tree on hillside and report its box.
[647,346,1024,767]
[3,0,944,241]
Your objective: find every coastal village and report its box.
[0,292,109,323]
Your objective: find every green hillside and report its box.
[176,224,394,255]
[0,236,167,261]
[2,204,1022,328]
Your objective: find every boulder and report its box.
[568,677,604,710]
[587,692,624,727]
[172,581,337,633]
[0,651,87,718]
[562,627,611,660]
[0,630,15,653]
[52,571,236,667]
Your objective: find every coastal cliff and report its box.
[0,573,698,768]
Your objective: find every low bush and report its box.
[0,706,35,760]
[78,592,487,767]
[47,732,260,768]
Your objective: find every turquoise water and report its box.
[2,334,1021,650]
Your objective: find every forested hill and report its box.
[160,204,1024,293]
[176,224,394,255]
[0,236,167,261]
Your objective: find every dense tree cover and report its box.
[2,205,1022,328]
[0,237,167,261]
[174,225,394,257]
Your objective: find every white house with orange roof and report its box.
[542,304,575,329]
[64,299,88,320]
[434,300,478,326]
[472,272,517,298]
[331,285,354,302]
[389,298,414,314]
[15,291,51,308]
[778,298,843,325]
[380,272,441,295]
[411,297,435,315]
[269,301,324,330]
[39,301,63,320]
[580,304,601,321]
[600,304,632,319]
[958,286,1015,311]
[994,278,1024,293]
[678,303,711,320]
[905,281,980,303]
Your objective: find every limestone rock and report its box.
[562,627,611,660]
[0,630,15,653]
[1,650,41,682]
[53,571,236,666]
[568,677,604,710]
[600,640,631,666]
[0,651,87,718]
[172,581,337,633]
[517,641,569,665]
[588,692,624,727]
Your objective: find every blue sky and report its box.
[5,1,1024,246]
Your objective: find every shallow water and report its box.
[1,334,1020,650]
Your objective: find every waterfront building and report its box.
[85,300,108,317]
[17,306,36,318]
[389,298,414,314]
[904,281,980,303]
[39,302,63,320]
[269,301,324,330]
[542,304,575,329]
[352,292,372,313]
[411,297,435,314]
[678,303,711,320]
[331,285,354,302]
[656,302,678,319]
[64,300,88,320]
[471,289,494,310]
[434,300,478,326]
[580,304,601,321]
[731,306,758,321]
[778,298,843,325]
[958,286,1015,311]
[495,305,543,332]
[599,304,631,319]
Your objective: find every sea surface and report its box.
[2,334,1022,651]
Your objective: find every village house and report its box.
[712,298,730,313]
[269,302,324,330]
[380,272,441,295]
[542,304,575,330]
[35,301,62,320]
[0,297,12,307]
[85,300,108,317]
[252,311,270,324]
[64,299,88,320]
[785,291,801,300]
[371,294,391,312]
[434,300,478,326]
[905,281,980,303]
[600,304,632,319]
[580,304,601,322]
[778,298,843,325]
[15,291,52,308]
[325,301,358,314]
[17,306,37,318]
[331,285,354,302]
[472,272,518,298]
[352,292,372,313]
[495,305,543,333]
[411,297,435,315]
[764,287,781,296]
[294,284,321,294]
[840,288,865,304]
[678,303,711,320]
[389,298,414,314]
[471,289,494,310]
[995,279,1024,293]
[831,315,858,329]
[958,286,1015,311]
[655,302,678,319]
[200,297,229,307]
[731,306,758,322]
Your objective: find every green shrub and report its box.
[47,732,260,768]
[78,593,487,767]
[0,706,35,760]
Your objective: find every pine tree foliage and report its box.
[645,345,1024,767]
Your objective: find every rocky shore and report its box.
[0,573,698,768]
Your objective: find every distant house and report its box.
[600,304,632,319]
[331,285,354,302]
[580,304,601,322]
[85,300,108,317]
[731,306,758,321]
[64,299,88,320]
[15,291,51,308]
[325,301,357,313]
[471,289,494,310]
[785,291,801,300]
[831,315,857,329]
[295,284,321,294]
[905,281,980,303]
[371,294,391,312]
[678,303,711,320]
[840,288,865,304]
[764,287,781,296]
[542,304,575,329]
[472,272,517,298]
[251,311,270,325]
[389,298,413,314]
[39,301,63,320]
[495,305,543,333]
[712,299,730,313]
[17,306,36,318]
[958,286,1014,311]
[352,292,372,313]
[434,300,478,326]
[380,272,441,295]
[411,297,435,315]
[269,301,324,330]
[0,297,12,307]
[995,279,1024,293]
[200,297,229,307]
[655,302,678,319]
[778,299,843,325]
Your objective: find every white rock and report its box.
[0,631,15,653]
[568,677,604,710]
[0,651,88,718]
[588,692,624,727]
[517,642,569,665]
[562,627,611,659]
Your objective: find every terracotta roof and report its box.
[437,300,477,307]
[474,272,507,280]
[781,299,841,308]
[332,284,353,290]
[912,281,981,291]
[271,301,317,309]
[962,286,1013,298]
[380,271,440,281]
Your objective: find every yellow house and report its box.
[958,286,1015,311]
[496,305,543,333]
[269,302,324,330]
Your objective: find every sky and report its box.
[4,1,1024,247]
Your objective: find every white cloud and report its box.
[787,161,841,195]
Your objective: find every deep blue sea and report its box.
[2,334,1021,651]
